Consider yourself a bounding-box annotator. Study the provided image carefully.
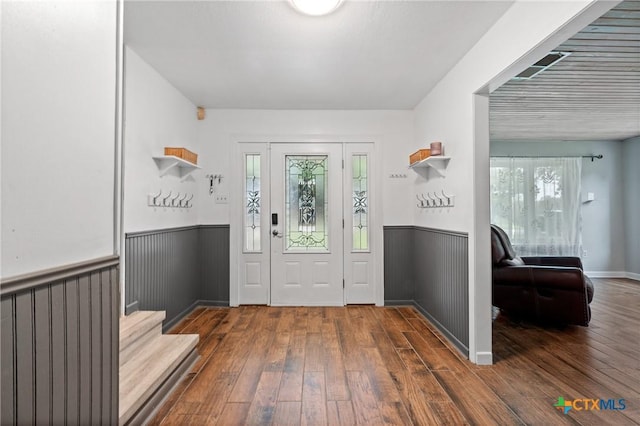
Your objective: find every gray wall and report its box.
[125,225,230,330]
[1,257,119,425]
[491,140,626,273]
[200,225,231,303]
[622,136,640,276]
[384,226,469,355]
[125,227,201,323]
[413,227,469,355]
[383,226,415,304]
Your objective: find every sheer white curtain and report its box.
[490,157,582,256]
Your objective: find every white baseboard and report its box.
[474,351,493,365]
[585,271,627,278]
[626,272,640,281]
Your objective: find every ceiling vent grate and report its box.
[512,51,571,80]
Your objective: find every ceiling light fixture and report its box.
[289,0,344,16]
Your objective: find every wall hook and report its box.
[162,191,172,207]
[152,189,162,206]
[441,190,453,206]
[185,193,194,208]
[206,174,214,194]
[171,192,181,207]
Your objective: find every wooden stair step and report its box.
[119,333,198,425]
[119,310,166,353]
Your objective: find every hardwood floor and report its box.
[149,278,639,425]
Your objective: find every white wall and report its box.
[411,0,613,364]
[622,136,640,277]
[490,140,626,274]
[196,110,415,226]
[123,47,199,233]
[1,1,117,278]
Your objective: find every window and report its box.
[285,155,329,251]
[490,157,582,256]
[352,154,369,251]
[244,154,261,252]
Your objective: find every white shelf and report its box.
[409,156,450,177]
[152,155,200,180]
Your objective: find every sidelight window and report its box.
[352,154,369,251]
[244,154,261,252]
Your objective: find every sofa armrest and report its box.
[494,265,586,292]
[521,256,583,269]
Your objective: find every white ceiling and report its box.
[124,0,513,110]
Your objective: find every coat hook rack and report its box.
[147,190,195,209]
[416,190,455,208]
[205,174,223,194]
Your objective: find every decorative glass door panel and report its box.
[352,154,369,251]
[245,154,261,252]
[285,155,329,251]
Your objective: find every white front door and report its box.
[269,143,344,306]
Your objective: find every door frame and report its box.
[230,137,384,307]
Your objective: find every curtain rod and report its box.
[491,154,603,162]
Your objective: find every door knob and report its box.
[272,229,283,238]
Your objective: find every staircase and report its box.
[119,311,199,425]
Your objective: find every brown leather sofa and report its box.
[491,224,594,326]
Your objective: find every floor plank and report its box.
[272,401,301,425]
[345,371,384,425]
[214,402,249,426]
[148,278,640,426]
[301,371,327,425]
[326,400,356,425]
[245,371,281,425]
